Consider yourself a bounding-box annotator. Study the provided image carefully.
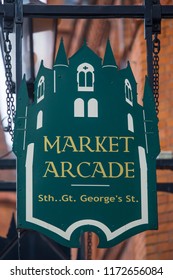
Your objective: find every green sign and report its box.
[13,40,160,248]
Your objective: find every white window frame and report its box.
[74,98,85,117]
[37,110,43,129]
[88,98,98,118]
[77,63,94,92]
[127,113,134,132]
[37,76,45,103]
[125,79,133,106]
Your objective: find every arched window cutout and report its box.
[37,76,45,103]
[125,79,133,106]
[88,98,98,118]
[74,98,84,117]
[37,110,43,129]
[79,72,85,87]
[128,113,134,132]
[87,72,93,87]
[77,63,94,92]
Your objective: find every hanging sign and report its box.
[13,40,160,248]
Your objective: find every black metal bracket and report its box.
[144,0,161,37]
[15,0,23,94]
[15,0,23,26]
[3,0,14,33]
[152,0,161,34]
[144,0,161,87]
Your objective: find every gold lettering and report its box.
[79,136,95,152]
[109,137,119,152]
[124,162,135,178]
[95,136,108,152]
[77,162,91,178]
[43,161,59,177]
[119,136,134,152]
[92,162,107,178]
[108,162,123,178]
[61,162,76,178]
[44,136,61,154]
[62,136,78,153]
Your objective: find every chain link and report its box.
[87,232,92,260]
[152,33,160,116]
[4,32,15,141]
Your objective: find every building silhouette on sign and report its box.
[13,39,160,248]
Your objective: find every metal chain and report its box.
[87,232,92,260]
[152,33,160,116]
[4,32,15,141]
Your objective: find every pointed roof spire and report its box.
[54,38,68,67]
[102,40,118,69]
